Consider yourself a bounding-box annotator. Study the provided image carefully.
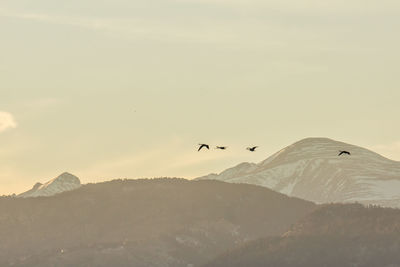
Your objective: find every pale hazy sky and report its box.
[1,0,400,195]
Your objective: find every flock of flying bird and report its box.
[197,144,258,152]
[198,143,352,157]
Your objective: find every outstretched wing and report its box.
[338,151,350,156]
[198,144,209,151]
[247,146,258,151]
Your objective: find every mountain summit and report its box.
[197,138,400,208]
[18,172,81,198]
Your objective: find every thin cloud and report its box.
[0,111,17,133]
[0,8,243,44]
[176,0,400,14]
[0,8,133,33]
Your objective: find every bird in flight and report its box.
[216,146,227,150]
[338,150,351,156]
[247,146,258,152]
[198,144,210,151]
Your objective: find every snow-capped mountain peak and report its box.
[197,137,400,208]
[18,172,81,198]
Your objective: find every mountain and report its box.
[205,203,400,267]
[197,138,400,208]
[0,178,315,267]
[18,172,81,198]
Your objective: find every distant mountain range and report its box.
[17,138,400,207]
[18,172,81,198]
[0,179,315,267]
[4,138,400,266]
[197,138,400,208]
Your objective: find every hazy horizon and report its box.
[1,0,400,195]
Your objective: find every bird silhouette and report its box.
[247,146,258,152]
[216,146,227,150]
[338,150,351,156]
[198,144,210,151]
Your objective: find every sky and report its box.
[1,0,400,195]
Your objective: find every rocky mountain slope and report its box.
[205,203,400,267]
[0,178,315,267]
[197,138,400,208]
[18,172,81,198]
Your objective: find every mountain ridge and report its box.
[204,203,400,267]
[1,178,315,267]
[18,172,81,198]
[197,137,400,208]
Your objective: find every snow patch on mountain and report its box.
[18,172,81,198]
[197,138,400,208]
